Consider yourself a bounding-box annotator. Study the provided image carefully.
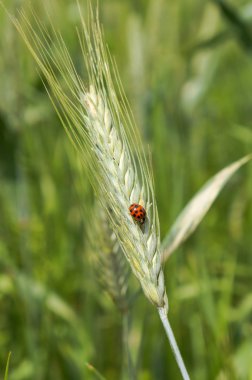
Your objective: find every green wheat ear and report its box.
[6,2,190,379]
[6,2,167,311]
[87,204,130,313]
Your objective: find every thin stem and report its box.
[158,307,190,380]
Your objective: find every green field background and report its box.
[1,0,252,379]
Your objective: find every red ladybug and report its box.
[129,203,146,225]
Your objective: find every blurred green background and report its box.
[1,0,252,379]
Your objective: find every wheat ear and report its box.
[87,205,129,313]
[7,3,190,378]
[81,85,168,311]
[3,1,166,309]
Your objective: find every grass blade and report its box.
[162,154,252,261]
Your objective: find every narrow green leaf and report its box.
[162,155,252,262]
[4,352,11,380]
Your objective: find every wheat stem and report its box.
[158,307,190,380]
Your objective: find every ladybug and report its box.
[129,203,146,225]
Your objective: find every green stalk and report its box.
[158,307,190,380]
